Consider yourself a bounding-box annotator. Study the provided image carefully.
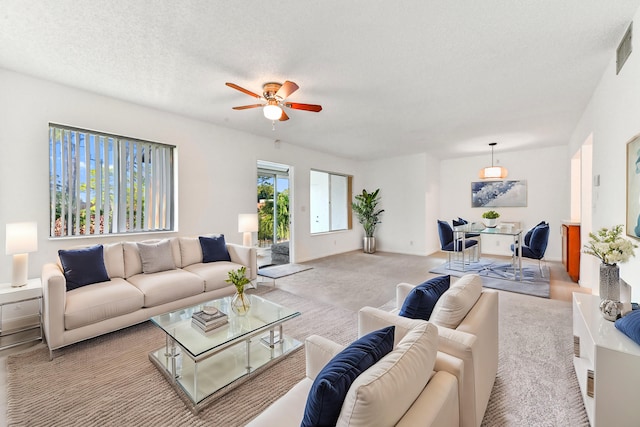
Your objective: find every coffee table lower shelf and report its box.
[149,333,302,414]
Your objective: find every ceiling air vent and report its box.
[616,22,633,75]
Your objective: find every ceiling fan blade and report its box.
[279,110,290,121]
[232,104,264,110]
[275,80,299,100]
[226,82,261,99]
[285,102,323,112]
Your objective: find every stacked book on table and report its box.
[191,309,228,332]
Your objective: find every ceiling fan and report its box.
[225,80,322,122]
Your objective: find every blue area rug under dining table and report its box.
[429,258,550,298]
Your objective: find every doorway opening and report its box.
[257,160,291,268]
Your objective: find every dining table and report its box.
[452,222,524,280]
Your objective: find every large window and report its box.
[310,170,352,234]
[49,123,175,237]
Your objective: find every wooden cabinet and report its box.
[573,293,640,426]
[562,223,580,282]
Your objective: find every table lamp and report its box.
[6,222,38,287]
[238,214,259,247]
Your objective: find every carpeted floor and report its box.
[429,258,550,298]
[6,251,588,426]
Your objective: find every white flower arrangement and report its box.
[583,224,637,266]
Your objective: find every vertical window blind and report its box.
[49,124,175,237]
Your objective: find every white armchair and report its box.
[247,319,460,427]
[358,274,498,427]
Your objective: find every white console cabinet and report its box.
[572,293,640,426]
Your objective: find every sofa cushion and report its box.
[337,322,438,426]
[58,245,110,291]
[136,239,176,274]
[398,275,450,320]
[301,326,395,427]
[64,278,144,330]
[183,261,241,292]
[123,238,181,278]
[127,269,204,307]
[200,235,231,263]
[178,236,203,268]
[103,242,125,279]
[430,274,483,329]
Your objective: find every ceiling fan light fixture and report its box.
[479,142,508,179]
[263,104,282,120]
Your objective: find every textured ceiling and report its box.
[1,1,638,160]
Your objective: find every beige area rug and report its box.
[6,288,357,427]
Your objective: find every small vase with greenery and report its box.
[583,224,637,303]
[226,266,252,315]
[481,210,500,228]
[352,189,385,253]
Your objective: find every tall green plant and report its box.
[352,189,384,237]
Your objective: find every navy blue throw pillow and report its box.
[301,326,395,427]
[615,309,640,346]
[398,275,451,320]
[58,245,110,291]
[199,235,231,262]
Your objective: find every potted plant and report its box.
[225,266,252,315]
[482,210,500,228]
[352,188,385,253]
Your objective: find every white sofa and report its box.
[247,318,461,427]
[42,236,256,357]
[358,274,499,427]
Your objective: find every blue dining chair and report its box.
[453,217,481,254]
[437,220,478,269]
[511,222,550,276]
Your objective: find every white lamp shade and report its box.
[238,214,259,233]
[6,222,38,255]
[479,166,508,179]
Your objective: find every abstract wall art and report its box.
[471,180,527,208]
[626,133,640,239]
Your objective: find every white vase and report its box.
[599,264,620,301]
[485,218,497,228]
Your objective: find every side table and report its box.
[0,278,42,350]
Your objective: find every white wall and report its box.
[439,146,570,261]
[361,152,440,256]
[567,6,640,298]
[0,69,362,283]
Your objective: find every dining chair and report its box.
[510,222,550,276]
[453,217,481,254]
[437,220,478,270]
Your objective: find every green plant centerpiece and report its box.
[481,210,500,228]
[226,266,252,315]
[352,188,385,253]
[583,224,637,305]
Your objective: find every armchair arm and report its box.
[395,283,415,311]
[305,335,345,380]
[226,243,257,280]
[41,263,67,351]
[358,306,426,346]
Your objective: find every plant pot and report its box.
[231,290,251,316]
[363,237,376,254]
[599,263,620,301]
[485,218,497,228]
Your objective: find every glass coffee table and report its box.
[149,294,301,413]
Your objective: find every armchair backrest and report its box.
[437,220,454,248]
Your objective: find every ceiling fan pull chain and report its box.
[272,120,276,131]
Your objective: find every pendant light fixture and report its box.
[479,142,508,179]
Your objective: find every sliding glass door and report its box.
[257,161,290,266]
